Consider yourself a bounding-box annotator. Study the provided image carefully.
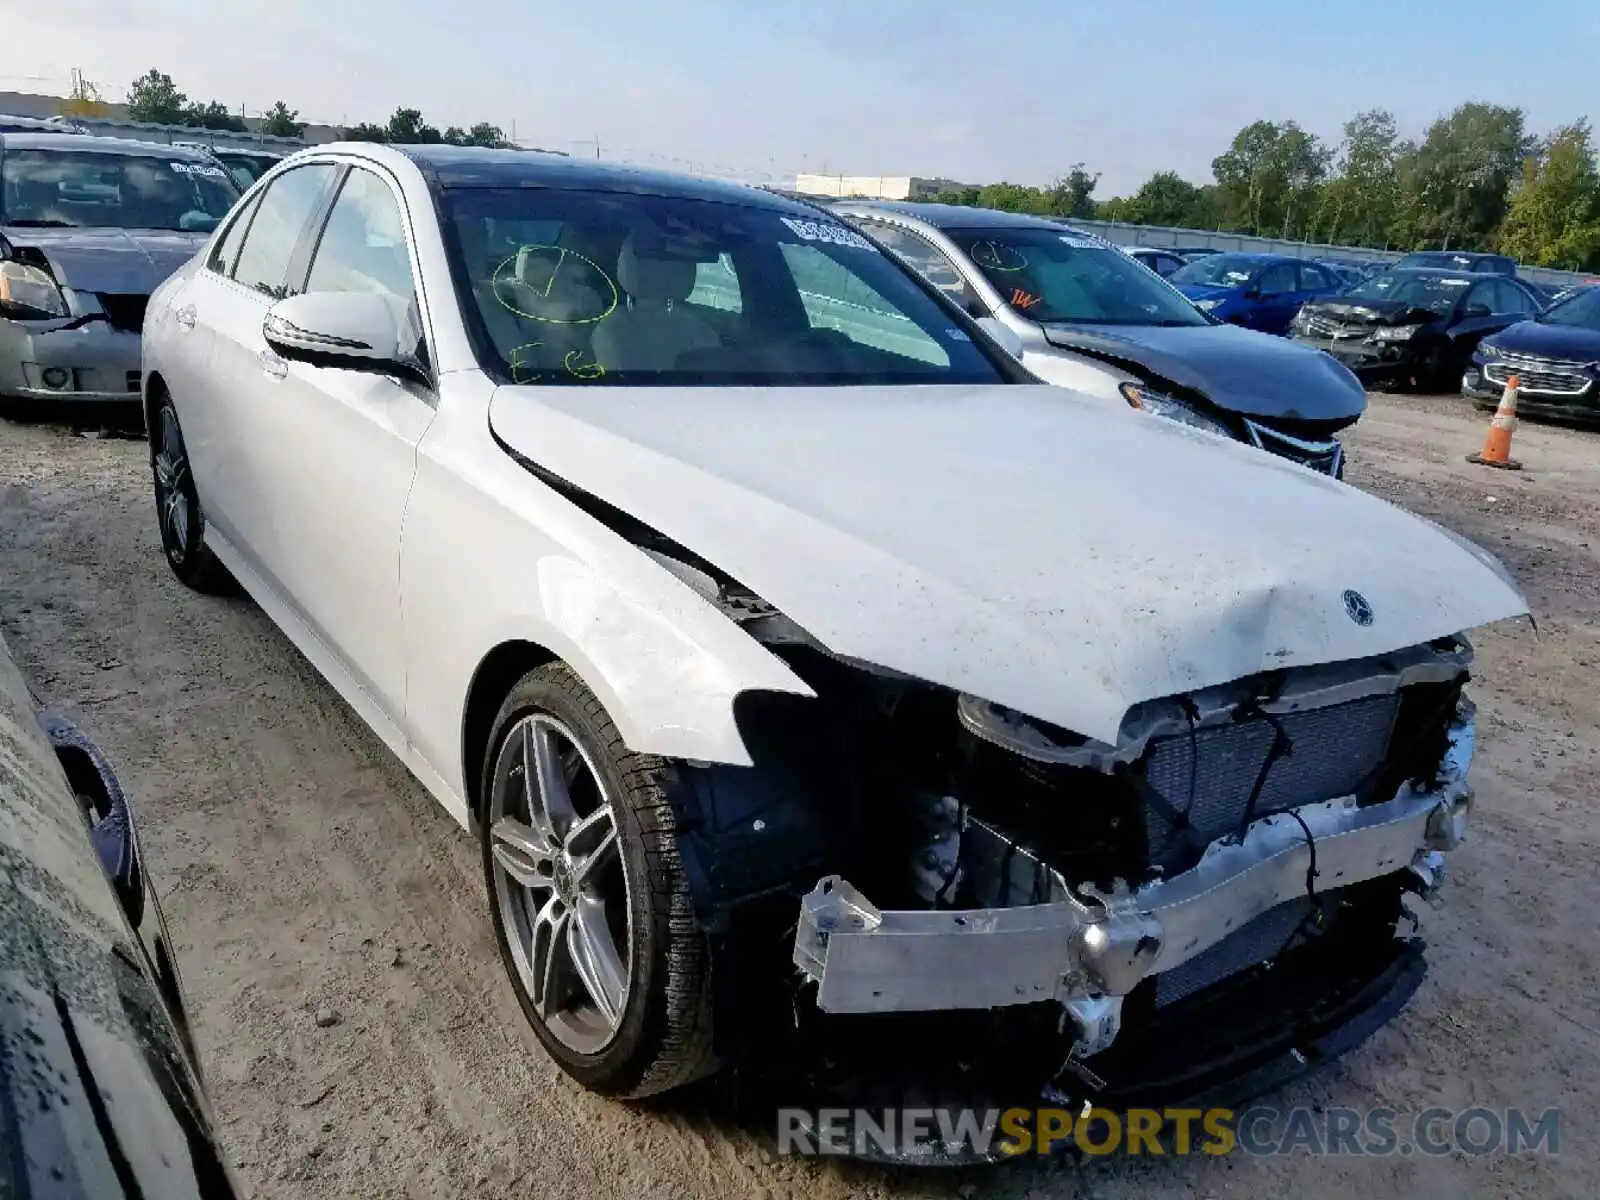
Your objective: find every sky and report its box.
[5,0,1598,196]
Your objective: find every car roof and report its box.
[392,144,827,216]
[1399,250,1505,260]
[1191,251,1293,264]
[1371,267,1532,288]
[0,132,221,160]
[830,199,1077,232]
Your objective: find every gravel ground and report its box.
[1,393,1595,1199]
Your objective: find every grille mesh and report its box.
[1153,896,1315,1008]
[1484,358,1592,396]
[1140,693,1400,873]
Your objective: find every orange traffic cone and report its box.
[1468,375,1523,470]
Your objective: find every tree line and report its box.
[124,68,509,148]
[926,104,1600,272]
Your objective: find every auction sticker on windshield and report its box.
[170,161,228,178]
[781,217,875,251]
[1058,234,1104,249]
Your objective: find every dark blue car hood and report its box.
[1484,319,1600,363]
[1041,321,1368,422]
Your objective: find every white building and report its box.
[793,174,973,201]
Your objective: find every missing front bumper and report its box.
[793,783,1468,1018]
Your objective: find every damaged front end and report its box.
[659,603,1478,1143]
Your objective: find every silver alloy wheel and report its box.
[152,407,191,561]
[488,713,633,1055]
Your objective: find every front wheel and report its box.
[480,663,715,1097]
[150,393,233,593]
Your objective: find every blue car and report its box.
[1464,283,1600,425]
[1170,253,1343,335]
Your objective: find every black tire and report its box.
[149,391,234,594]
[479,662,715,1098]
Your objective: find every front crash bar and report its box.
[794,782,1471,1015]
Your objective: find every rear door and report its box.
[158,186,261,534]
[189,162,340,572]
[242,164,436,723]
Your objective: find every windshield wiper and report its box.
[2,217,76,228]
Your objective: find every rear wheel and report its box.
[150,393,232,593]
[480,663,715,1097]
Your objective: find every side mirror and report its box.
[263,292,423,382]
[1462,302,1492,319]
[974,316,1024,360]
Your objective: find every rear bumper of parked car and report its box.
[1463,362,1600,424]
[0,318,143,402]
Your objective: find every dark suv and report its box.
[1465,284,1600,423]
[1393,251,1517,276]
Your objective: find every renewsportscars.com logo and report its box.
[778,1105,1562,1160]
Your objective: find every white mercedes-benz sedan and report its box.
[141,144,1526,1144]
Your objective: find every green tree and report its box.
[976,181,1051,214]
[1211,120,1329,237]
[385,107,442,144]
[184,100,247,132]
[1394,103,1533,250]
[1046,163,1099,218]
[342,122,388,143]
[1310,110,1402,246]
[1497,121,1600,270]
[441,126,470,145]
[1117,171,1217,228]
[260,101,305,139]
[927,186,981,207]
[126,68,187,125]
[468,122,507,148]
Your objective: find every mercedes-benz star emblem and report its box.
[1342,589,1374,627]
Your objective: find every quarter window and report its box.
[231,163,337,298]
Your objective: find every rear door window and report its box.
[1257,263,1297,295]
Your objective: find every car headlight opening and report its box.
[0,260,69,319]
[1119,382,1232,438]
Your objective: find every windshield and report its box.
[1539,286,1600,329]
[1168,254,1260,289]
[944,228,1207,326]
[442,188,1008,386]
[1344,271,1469,316]
[213,153,280,189]
[0,149,239,232]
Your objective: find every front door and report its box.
[241,164,436,724]
[188,162,340,575]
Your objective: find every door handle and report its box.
[258,350,288,381]
[174,304,197,330]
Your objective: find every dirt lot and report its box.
[1,393,1596,1199]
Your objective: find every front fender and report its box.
[400,382,813,814]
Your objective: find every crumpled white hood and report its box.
[489,384,1527,744]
